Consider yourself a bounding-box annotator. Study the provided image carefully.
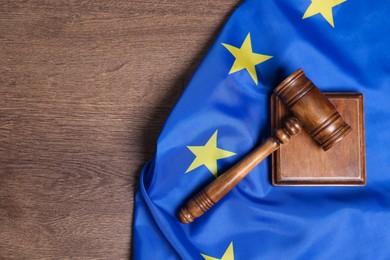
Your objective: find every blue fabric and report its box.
[133,0,390,259]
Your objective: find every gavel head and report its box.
[274,69,351,151]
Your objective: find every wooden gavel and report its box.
[178,69,352,224]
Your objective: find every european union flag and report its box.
[133,0,390,258]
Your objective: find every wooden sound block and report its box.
[271,92,366,186]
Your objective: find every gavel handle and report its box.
[178,117,302,224]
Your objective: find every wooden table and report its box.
[0,1,240,258]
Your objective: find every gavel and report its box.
[178,69,352,224]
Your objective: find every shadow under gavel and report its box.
[178,69,352,224]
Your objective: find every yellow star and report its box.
[186,130,236,177]
[222,33,272,85]
[201,242,235,260]
[303,0,347,27]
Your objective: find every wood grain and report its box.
[0,0,241,258]
[272,93,366,186]
[178,68,355,224]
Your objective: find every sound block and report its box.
[271,92,366,186]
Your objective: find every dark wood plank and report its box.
[0,0,240,258]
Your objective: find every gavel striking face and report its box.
[178,69,351,224]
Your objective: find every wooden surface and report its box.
[272,93,366,186]
[0,1,240,258]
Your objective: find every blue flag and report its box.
[133,0,390,259]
